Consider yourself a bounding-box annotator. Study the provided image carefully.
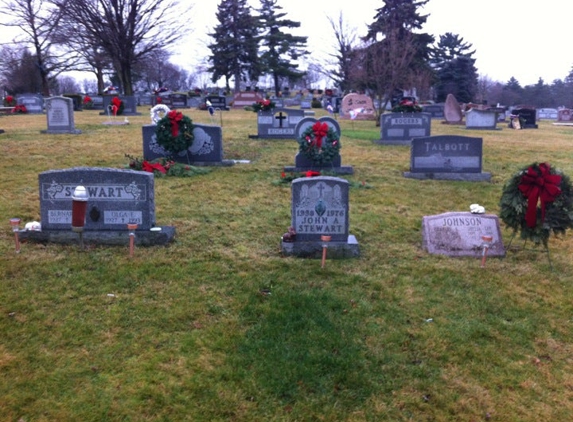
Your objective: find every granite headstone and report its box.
[339,93,375,120]
[376,112,431,145]
[16,93,44,114]
[443,94,463,124]
[256,108,306,139]
[42,96,81,134]
[465,109,499,130]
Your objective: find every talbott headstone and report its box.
[18,167,174,245]
[422,212,505,257]
[443,94,463,124]
[284,117,351,174]
[376,112,431,145]
[255,107,305,139]
[16,93,44,114]
[281,176,360,258]
[142,123,234,166]
[465,109,499,130]
[232,91,263,108]
[403,135,491,181]
[339,93,375,120]
[537,108,558,120]
[510,106,538,128]
[42,96,81,134]
[101,95,141,115]
[422,103,445,119]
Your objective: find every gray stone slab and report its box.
[281,235,360,258]
[256,107,305,139]
[101,95,141,115]
[39,167,155,231]
[42,96,81,134]
[465,109,499,130]
[422,104,444,118]
[378,112,431,143]
[422,212,505,257]
[17,93,44,113]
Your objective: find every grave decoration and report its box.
[109,96,124,116]
[12,105,27,114]
[125,154,209,178]
[392,98,422,113]
[297,121,340,166]
[500,162,573,248]
[4,95,16,107]
[155,109,194,156]
[83,96,94,109]
[251,98,275,112]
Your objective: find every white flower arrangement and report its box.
[470,203,485,214]
[150,104,171,124]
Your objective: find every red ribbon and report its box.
[306,170,321,177]
[312,121,328,148]
[167,110,183,137]
[518,163,562,228]
[142,161,167,174]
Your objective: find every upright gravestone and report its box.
[339,93,375,120]
[16,93,44,114]
[376,112,431,145]
[510,106,538,128]
[281,176,360,258]
[101,95,141,115]
[300,95,313,110]
[554,109,573,126]
[91,96,104,110]
[284,117,351,174]
[465,109,499,130]
[443,94,463,124]
[205,95,228,110]
[169,93,188,108]
[18,167,175,245]
[422,212,505,257]
[255,108,305,139]
[537,108,558,120]
[232,91,263,108]
[42,96,81,134]
[422,103,445,119]
[142,123,234,166]
[403,135,491,181]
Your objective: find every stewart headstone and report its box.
[403,135,491,181]
[422,212,505,257]
[281,176,359,258]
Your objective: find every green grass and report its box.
[1,110,573,421]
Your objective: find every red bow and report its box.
[312,121,328,148]
[142,160,167,174]
[306,170,321,177]
[518,163,562,228]
[167,110,183,137]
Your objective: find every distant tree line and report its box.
[1,0,573,110]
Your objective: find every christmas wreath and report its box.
[252,99,275,112]
[155,109,195,155]
[108,96,124,116]
[499,162,573,246]
[297,121,340,165]
[392,98,422,113]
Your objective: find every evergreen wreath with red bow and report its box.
[499,162,573,246]
[297,121,340,165]
[155,109,195,155]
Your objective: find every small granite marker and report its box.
[422,211,505,257]
[42,96,81,134]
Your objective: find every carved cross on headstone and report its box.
[275,111,287,127]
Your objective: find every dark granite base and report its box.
[41,129,82,134]
[18,226,175,246]
[281,235,360,258]
[191,160,235,167]
[0,129,4,134]
[374,139,411,146]
[465,127,501,130]
[283,165,354,175]
[403,172,492,182]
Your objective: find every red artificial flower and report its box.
[142,160,167,174]
[306,170,321,177]
[156,97,162,104]
[83,96,92,104]
[281,171,286,178]
[6,95,13,103]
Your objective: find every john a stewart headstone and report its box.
[17,93,44,114]
[42,96,81,134]
[465,109,499,130]
[142,123,234,166]
[422,212,505,257]
[18,167,175,245]
[256,108,305,139]
[376,112,431,145]
[281,176,359,258]
[403,135,491,181]
[443,94,463,124]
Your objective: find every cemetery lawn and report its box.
[2,109,573,421]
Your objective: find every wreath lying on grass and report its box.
[155,109,194,155]
[297,121,340,165]
[499,162,573,246]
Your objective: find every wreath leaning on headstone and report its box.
[499,162,573,246]
[297,121,340,165]
[155,110,195,155]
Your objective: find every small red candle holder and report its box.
[321,235,332,268]
[127,223,138,257]
[480,235,493,268]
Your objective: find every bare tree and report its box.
[53,0,191,95]
[0,0,77,95]
[326,12,358,94]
